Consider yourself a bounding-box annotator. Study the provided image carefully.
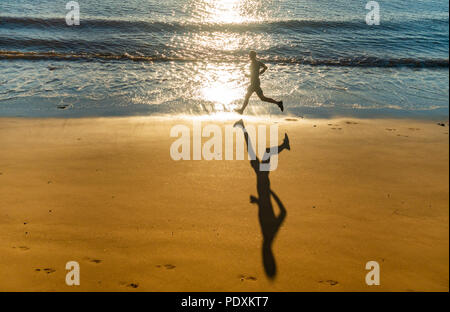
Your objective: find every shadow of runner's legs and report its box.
[233,119,290,279]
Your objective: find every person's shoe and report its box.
[277,101,284,112]
[233,119,244,129]
[234,108,244,115]
[283,133,290,150]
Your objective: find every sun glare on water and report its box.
[166,1,269,113]
[198,0,254,24]
[191,1,258,110]
[196,65,245,111]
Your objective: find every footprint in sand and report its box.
[35,268,56,274]
[239,274,257,282]
[119,281,139,288]
[90,259,102,264]
[345,121,358,125]
[319,280,339,286]
[284,118,298,122]
[385,128,396,131]
[156,264,176,270]
[13,246,30,251]
[84,257,102,264]
[408,128,420,131]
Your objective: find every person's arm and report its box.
[259,61,268,75]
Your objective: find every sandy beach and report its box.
[0,116,448,291]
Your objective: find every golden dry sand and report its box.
[0,116,448,291]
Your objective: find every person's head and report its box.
[249,50,257,60]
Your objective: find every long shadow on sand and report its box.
[234,119,290,279]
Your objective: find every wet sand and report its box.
[0,116,448,291]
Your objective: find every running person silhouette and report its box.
[235,51,283,115]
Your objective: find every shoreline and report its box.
[1,107,448,121]
[0,116,448,291]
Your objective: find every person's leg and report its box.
[233,119,260,171]
[262,133,290,163]
[256,88,283,112]
[235,88,253,114]
[256,88,278,104]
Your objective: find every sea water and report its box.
[0,0,448,118]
